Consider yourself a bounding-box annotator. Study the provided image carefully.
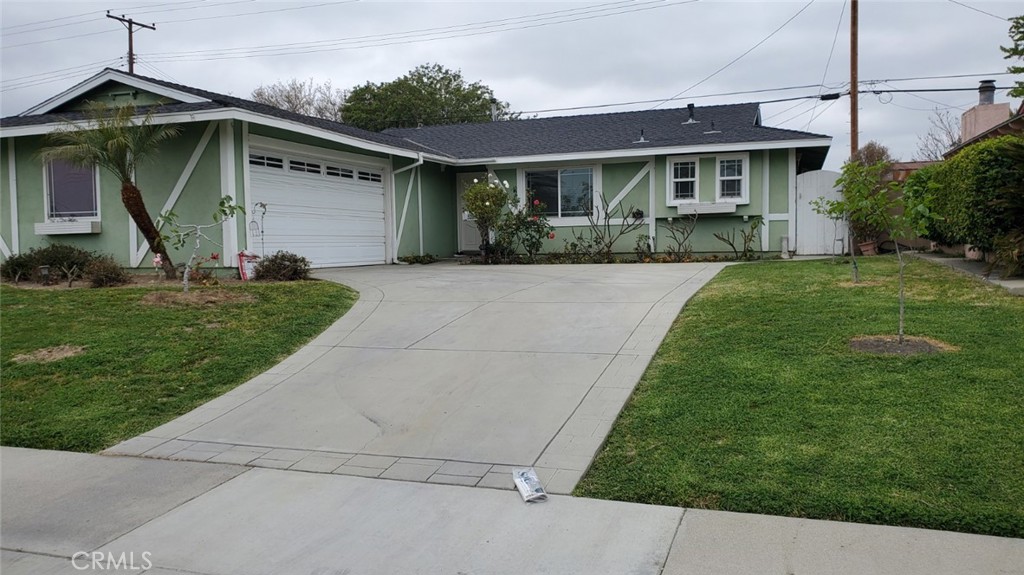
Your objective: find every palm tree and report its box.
[41,102,182,279]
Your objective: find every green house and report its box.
[0,69,833,269]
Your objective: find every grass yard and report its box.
[1,281,356,452]
[575,257,1024,538]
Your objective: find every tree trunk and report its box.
[121,181,176,279]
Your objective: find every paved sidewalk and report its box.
[106,263,724,493]
[4,447,1022,575]
[916,253,1024,296]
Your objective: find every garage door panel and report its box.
[249,146,387,268]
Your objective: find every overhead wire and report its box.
[142,0,640,57]
[649,0,816,109]
[144,0,691,62]
[155,0,359,25]
[945,0,1011,21]
[805,0,845,130]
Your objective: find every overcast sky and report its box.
[1,0,1020,169]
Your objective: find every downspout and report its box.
[392,153,424,262]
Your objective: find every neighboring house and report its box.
[944,81,1023,158]
[0,68,833,269]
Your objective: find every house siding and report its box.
[248,125,390,159]
[393,157,421,257]
[419,161,456,257]
[55,82,173,112]
[2,122,227,268]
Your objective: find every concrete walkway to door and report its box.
[106,262,724,493]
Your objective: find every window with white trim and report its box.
[248,154,283,169]
[716,154,749,203]
[525,167,593,218]
[46,160,98,220]
[669,158,698,203]
[289,159,322,174]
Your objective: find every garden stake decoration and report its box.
[249,202,268,257]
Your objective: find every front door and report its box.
[457,173,486,253]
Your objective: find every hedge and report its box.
[929,135,1023,251]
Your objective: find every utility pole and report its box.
[849,0,859,158]
[106,12,155,75]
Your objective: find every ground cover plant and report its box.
[576,257,1024,537]
[0,281,356,452]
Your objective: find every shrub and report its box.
[495,191,555,263]
[930,135,1023,251]
[988,137,1024,277]
[398,254,439,265]
[85,255,132,287]
[31,243,96,286]
[1,251,39,284]
[253,251,311,281]
[463,178,509,262]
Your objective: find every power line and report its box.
[650,0,816,109]
[521,82,838,115]
[945,0,1011,22]
[156,0,358,25]
[868,71,1013,83]
[2,29,117,50]
[0,1,207,32]
[1,59,125,92]
[0,0,211,36]
[763,98,817,121]
[806,0,846,130]
[144,0,675,61]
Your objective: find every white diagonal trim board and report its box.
[132,121,217,266]
[8,141,19,253]
[608,162,651,213]
[396,166,416,251]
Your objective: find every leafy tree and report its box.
[42,103,181,279]
[251,78,346,121]
[342,63,515,131]
[1002,14,1024,98]
[914,108,961,161]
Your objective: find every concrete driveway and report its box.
[107,262,724,493]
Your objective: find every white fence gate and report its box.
[795,169,847,256]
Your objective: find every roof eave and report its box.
[1,106,429,160]
[446,137,833,165]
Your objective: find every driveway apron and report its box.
[107,263,724,493]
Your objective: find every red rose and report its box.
[548,232,556,240]
[532,215,539,221]
[210,252,220,260]
[533,199,540,206]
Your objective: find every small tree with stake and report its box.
[159,196,243,292]
[818,160,935,347]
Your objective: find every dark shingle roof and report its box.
[384,103,828,159]
[1,70,830,163]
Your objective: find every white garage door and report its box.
[248,146,386,267]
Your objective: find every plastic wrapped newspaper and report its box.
[512,468,547,502]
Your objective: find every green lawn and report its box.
[575,257,1024,538]
[1,281,356,452]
